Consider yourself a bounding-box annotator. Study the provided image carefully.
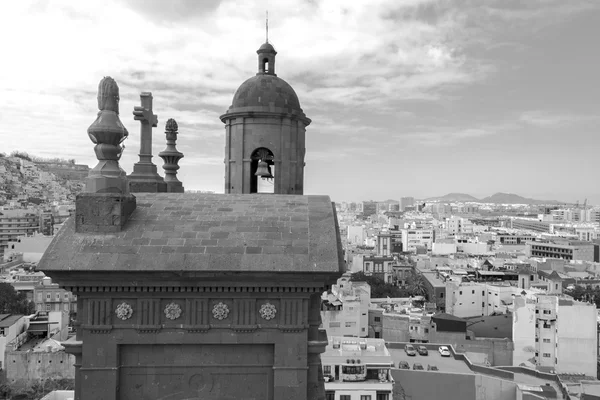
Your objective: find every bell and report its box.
[255,160,273,179]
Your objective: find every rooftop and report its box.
[40,193,343,275]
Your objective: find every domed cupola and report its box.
[220,40,311,195]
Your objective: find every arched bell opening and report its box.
[251,147,275,194]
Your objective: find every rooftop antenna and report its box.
[266,10,269,43]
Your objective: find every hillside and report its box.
[0,156,85,206]
[425,192,560,205]
[425,193,480,202]
[479,192,560,205]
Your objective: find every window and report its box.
[362,328,366,332]
[329,322,340,328]
[482,302,485,307]
[325,392,335,400]
[342,366,365,374]
[340,396,351,400]
[45,304,51,311]
[376,393,390,400]
[323,365,331,375]
[535,338,539,342]
[482,291,484,296]
[472,290,475,294]
[543,339,550,343]
[543,353,551,358]
[361,396,372,400]
[440,292,444,298]
[543,310,551,315]
[424,328,429,333]
[345,322,356,328]
[459,291,462,295]
[46,293,51,300]
[374,317,381,322]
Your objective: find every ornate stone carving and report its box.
[158,118,185,193]
[164,302,182,320]
[212,302,229,320]
[86,76,129,194]
[115,302,133,320]
[259,302,277,320]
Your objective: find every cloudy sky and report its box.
[1,0,598,204]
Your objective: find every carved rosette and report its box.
[259,302,277,320]
[115,302,133,320]
[212,302,229,320]
[164,302,182,320]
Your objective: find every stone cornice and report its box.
[220,109,311,126]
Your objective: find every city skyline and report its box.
[1,0,599,204]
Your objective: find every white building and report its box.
[445,281,520,318]
[321,274,371,338]
[512,293,597,376]
[347,226,367,245]
[446,216,474,235]
[401,228,433,253]
[322,337,394,400]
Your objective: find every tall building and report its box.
[513,293,597,376]
[400,197,414,211]
[321,273,371,338]
[401,228,434,253]
[0,210,42,259]
[220,42,311,195]
[362,201,377,217]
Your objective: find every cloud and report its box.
[519,111,599,127]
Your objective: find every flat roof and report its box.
[0,314,23,328]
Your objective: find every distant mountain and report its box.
[425,193,480,202]
[479,193,560,205]
[425,192,561,205]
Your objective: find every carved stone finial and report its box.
[158,119,184,193]
[97,76,120,113]
[85,77,129,194]
[166,118,178,133]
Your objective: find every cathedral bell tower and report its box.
[220,41,311,195]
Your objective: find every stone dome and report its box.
[229,74,302,113]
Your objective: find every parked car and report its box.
[417,345,428,356]
[398,361,410,370]
[438,346,451,357]
[412,363,424,370]
[405,344,417,356]
[427,364,439,371]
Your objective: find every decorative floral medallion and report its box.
[212,302,229,320]
[259,302,277,320]
[164,302,182,320]
[115,302,133,321]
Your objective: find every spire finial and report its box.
[266,10,269,43]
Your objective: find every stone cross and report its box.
[133,92,158,164]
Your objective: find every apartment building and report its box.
[513,293,597,376]
[446,216,474,235]
[529,240,596,262]
[321,274,371,338]
[401,228,434,253]
[34,277,77,314]
[445,280,530,318]
[510,218,552,233]
[322,337,394,400]
[0,210,42,259]
[495,233,536,245]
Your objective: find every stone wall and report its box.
[392,369,476,400]
[6,351,75,383]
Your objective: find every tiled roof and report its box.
[39,193,343,274]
